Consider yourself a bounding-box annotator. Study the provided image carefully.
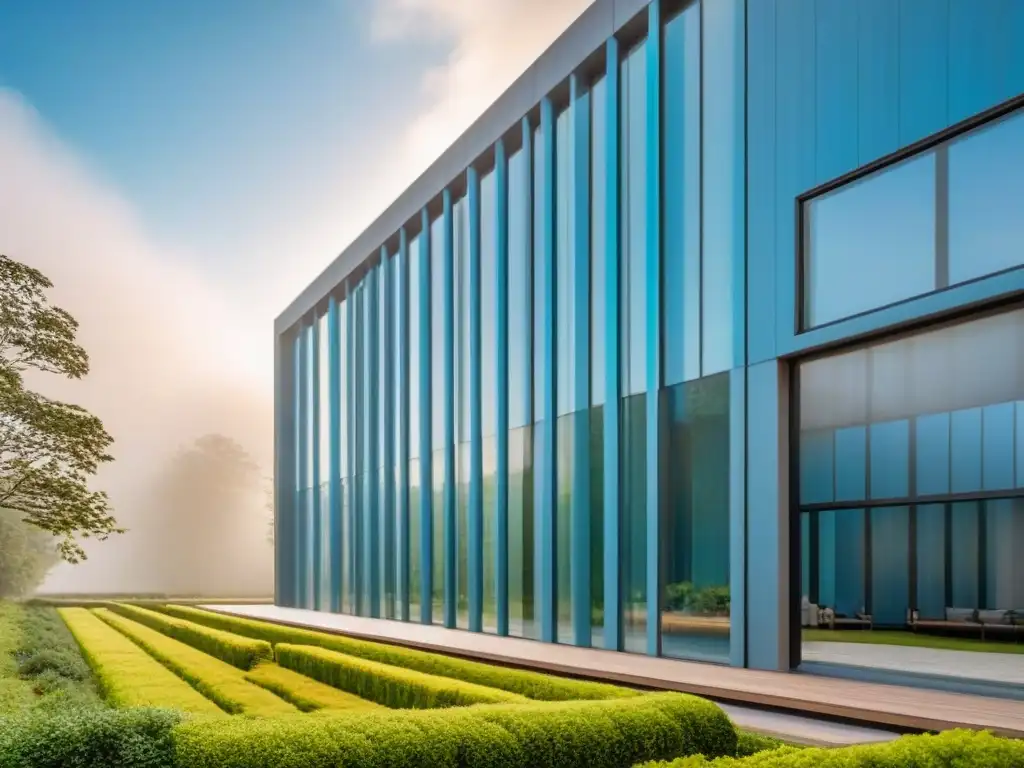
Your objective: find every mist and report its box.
[0,89,274,597]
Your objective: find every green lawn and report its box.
[802,628,1024,655]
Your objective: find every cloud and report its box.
[373,0,593,183]
[0,89,273,593]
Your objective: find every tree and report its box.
[0,508,60,598]
[142,433,271,596]
[0,255,120,563]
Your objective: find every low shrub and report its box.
[634,728,1024,767]
[172,692,733,768]
[108,603,272,671]
[734,732,789,757]
[0,603,34,714]
[15,606,103,710]
[158,605,637,701]
[94,609,294,716]
[244,662,382,712]
[276,643,527,709]
[58,608,221,715]
[0,705,181,768]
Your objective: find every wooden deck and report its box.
[207,604,1024,739]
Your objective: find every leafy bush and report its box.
[0,603,35,714]
[157,605,637,701]
[108,603,271,670]
[94,609,294,716]
[15,606,103,711]
[244,662,382,712]
[276,643,527,709]
[633,728,1024,767]
[58,608,221,715]
[664,583,730,616]
[0,706,180,768]
[734,732,788,757]
[172,692,734,768]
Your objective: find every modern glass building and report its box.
[275,0,1024,678]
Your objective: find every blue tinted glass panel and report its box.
[915,504,946,619]
[481,170,497,437]
[621,41,647,396]
[621,393,646,653]
[805,154,935,327]
[556,107,576,416]
[950,408,982,494]
[869,420,909,499]
[948,110,1024,285]
[982,402,1014,491]
[431,218,445,450]
[508,148,531,429]
[915,413,950,496]
[950,501,979,606]
[590,77,607,408]
[833,426,866,502]
[663,3,701,386]
[455,197,470,444]
[871,506,909,626]
[409,236,421,459]
[533,126,547,420]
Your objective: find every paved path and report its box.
[205,604,1024,741]
[803,641,1024,686]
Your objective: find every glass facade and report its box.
[277,0,1023,682]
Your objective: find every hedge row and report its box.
[634,729,1024,767]
[94,609,295,716]
[0,603,36,714]
[276,643,527,709]
[244,662,382,712]
[108,603,272,670]
[58,608,221,715]
[174,692,737,768]
[157,605,637,701]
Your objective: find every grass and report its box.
[802,628,1024,654]
[94,608,297,716]
[59,607,222,715]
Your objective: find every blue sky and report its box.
[0,0,589,588]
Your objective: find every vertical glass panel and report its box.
[556,415,573,643]
[431,217,446,451]
[661,373,731,662]
[621,393,647,653]
[508,425,536,638]
[701,0,744,374]
[457,442,469,628]
[985,499,1024,611]
[481,170,497,438]
[318,314,330,483]
[950,501,979,607]
[948,110,1024,285]
[409,235,421,460]
[556,107,576,416]
[589,405,604,647]
[408,457,421,620]
[620,40,647,396]
[431,450,445,624]
[508,147,531,429]
[804,154,936,328]
[870,506,909,626]
[455,197,471,444]
[590,76,607,408]
[533,126,546,421]
[664,3,701,385]
[915,504,946,619]
[482,437,497,631]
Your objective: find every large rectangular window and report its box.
[430,216,446,624]
[408,235,421,621]
[803,105,1024,329]
[454,196,470,629]
[481,169,498,631]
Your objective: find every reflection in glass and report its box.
[805,154,935,327]
[482,437,497,631]
[949,111,1024,285]
[621,394,647,653]
[661,374,731,663]
[588,407,604,647]
[556,107,576,416]
[508,426,536,638]
[556,415,573,643]
[431,451,444,624]
[508,147,531,430]
[408,458,421,621]
[590,77,607,408]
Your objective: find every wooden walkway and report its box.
[208,604,1024,739]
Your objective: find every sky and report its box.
[0,0,590,591]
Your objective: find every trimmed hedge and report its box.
[0,706,180,768]
[58,608,221,715]
[157,605,637,701]
[108,603,271,670]
[276,643,528,709]
[17,606,104,711]
[0,602,35,714]
[734,732,789,757]
[634,729,1024,767]
[172,692,735,768]
[244,662,382,712]
[94,609,295,716]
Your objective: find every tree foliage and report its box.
[0,508,60,598]
[0,255,120,563]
